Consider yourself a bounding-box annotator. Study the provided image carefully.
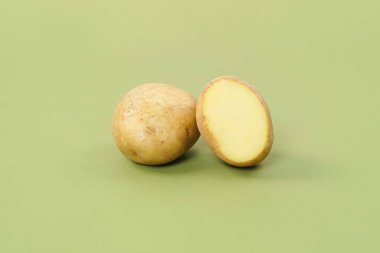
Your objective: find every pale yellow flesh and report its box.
[203,79,269,163]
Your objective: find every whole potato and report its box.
[112,83,200,165]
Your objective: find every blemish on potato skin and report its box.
[145,126,156,134]
[185,127,190,137]
[131,150,143,160]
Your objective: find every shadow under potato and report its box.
[228,163,262,171]
[134,147,263,172]
[128,149,201,174]
[151,149,198,168]
[118,145,329,180]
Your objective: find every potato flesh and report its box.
[203,79,269,163]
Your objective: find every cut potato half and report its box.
[196,76,273,167]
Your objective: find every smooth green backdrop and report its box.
[1,0,379,252]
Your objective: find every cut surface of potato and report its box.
[196,76,273,167]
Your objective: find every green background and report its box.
[1,0,379,252]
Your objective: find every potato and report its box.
[112,83,200,165]
[196,76,273,167]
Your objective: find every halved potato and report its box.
[196,76,273,167]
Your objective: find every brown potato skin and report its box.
[112,83,200,165]
[196,76,274,167]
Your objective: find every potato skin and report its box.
[112,83,200,165]
[196,76,274,167]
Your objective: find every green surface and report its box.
[1,0,379,252]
